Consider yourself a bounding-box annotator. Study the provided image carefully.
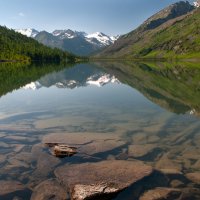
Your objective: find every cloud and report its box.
[18,12,25,17]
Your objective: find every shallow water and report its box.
[0,62,200,199]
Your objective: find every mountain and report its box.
[0,26,74,62]
[194,0,200,7]
[15,28,118,56]
[97,1,200,59]
[15,28,39,38]
[22,64,120,90]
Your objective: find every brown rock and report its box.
[43,132,125,156]
[139,187,182,200]
[186,173,200,184]
[14,152,33,164]
[55,160,153,200]
[53,145,77,158]
[0,180,25,196]
[43,132,121,145]
[5,135,37,143]
[132,133,147,144]
[7,157,29,169]
[170,180,184,188]
[128,144,156,158]
[79,140,125,156]
[147,135,160,143]
[181,147,200,160]
[34,152,61,177]
[192,160,200,170]
[159,169,183,176]
[30,179,67,200]
[0,155,6,164]
[71,184,118,200]
[155,154,182,171]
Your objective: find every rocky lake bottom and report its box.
[0,62,200,199]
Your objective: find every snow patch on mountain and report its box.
[15,28,119,48]
[52,29,87,39]
[194,1,200,7]
[56,80,77,89]
[52,29,118,46]
[15,28,39,38]
[22,82,42,90]
[86,74,120,87]
[86,32,119,46]
[22,74,120,91]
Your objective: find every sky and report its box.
[0,0,195,36]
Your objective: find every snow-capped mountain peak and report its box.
[14,28,120,55]
[52,29,118,46]
[15,28,39,38]
[85,32,117,46]
[194,1,200,7]
[52,29,87,39]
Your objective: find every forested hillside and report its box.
[0,26,74,62]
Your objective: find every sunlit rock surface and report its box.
[55,160,153,200]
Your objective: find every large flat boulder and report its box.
[43,132,121,145]
[43,132,125,156]
[55,160,153,200]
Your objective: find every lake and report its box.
[0,61,200,199]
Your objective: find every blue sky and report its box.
[0,0,194,35]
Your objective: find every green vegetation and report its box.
[0,62,72,97]
[138,8,200,59]
[97,61,200,114]
[0,26,75,62]
[97,4,200,60]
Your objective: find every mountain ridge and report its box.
[15,28,118,56]
[97,1,199,59]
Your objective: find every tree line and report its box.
[0,26,75,62]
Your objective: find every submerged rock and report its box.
[170,179,184,188]
[155,154,182,171]
[46,143,77,158]
[55,160,153,200]
[128,144,156,158]
[0,180,25,196]
[43,132,121,145]
[43,132,125,157]
[186,173,200,184]
[54,145,77,158]
[78,140,125,156]
[30,179,67,200]
[139,187,182,200]
[34,151,61,177]
[132,133,147,144]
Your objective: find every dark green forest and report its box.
[0,26,75,62]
